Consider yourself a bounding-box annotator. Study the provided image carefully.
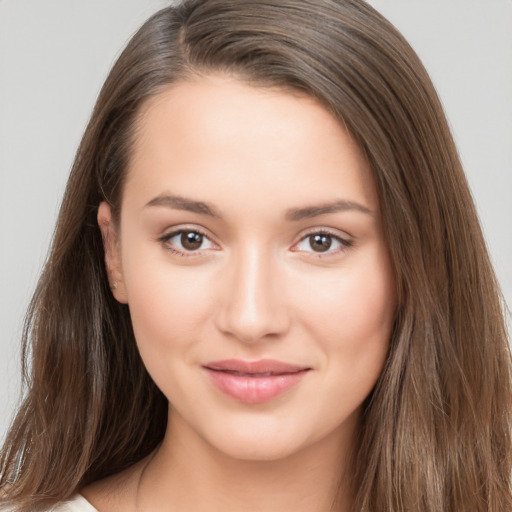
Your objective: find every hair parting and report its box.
[1,1,511,510]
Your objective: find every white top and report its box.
[51,495,99,512]
[0,494,98,512]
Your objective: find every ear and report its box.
[97,202,128,304]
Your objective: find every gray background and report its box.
[1,1,511,441]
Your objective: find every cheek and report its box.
[305,261,393,330]
[120,241,215,357]
[295,248,395,372]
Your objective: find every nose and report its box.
[215,245,291,344]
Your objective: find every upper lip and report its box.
[204,359,310,375]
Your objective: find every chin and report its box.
[197,412,330,463]
[211,434,306,462]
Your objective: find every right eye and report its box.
[160,229,217,255]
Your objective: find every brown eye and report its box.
[181,231,203,251]
[309,234,332,252]
[161,228,217,255]
[293,231,350,256]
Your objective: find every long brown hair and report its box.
[1,1,511,510]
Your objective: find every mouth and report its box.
[203,359,311,404]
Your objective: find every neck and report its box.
[136,408,357,512]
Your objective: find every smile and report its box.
[203,359,311,404]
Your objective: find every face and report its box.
[99,75,396,461]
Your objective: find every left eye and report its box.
[294,232,348,254]
[164,230,216,252]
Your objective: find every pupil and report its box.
[310,234,331,252]
[181,231,203,250]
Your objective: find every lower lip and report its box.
[204,368,309,404]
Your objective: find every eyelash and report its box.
[158,228,353,258]
[292,229,353,257]
[158,227,217,258]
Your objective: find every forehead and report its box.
[123,74,378,215]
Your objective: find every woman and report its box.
[1,0,511,510]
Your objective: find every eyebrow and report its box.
[144,194,222,217]
[144,193,372,221]
[285,200,373,221]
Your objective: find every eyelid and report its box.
[157,224,353,258]
[158,225,220,256]
[290,228,353,256]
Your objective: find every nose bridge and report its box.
[217,242,288,343]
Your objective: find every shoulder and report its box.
[50,494,99,512]
[0,494,98,512]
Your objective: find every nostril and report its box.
[213,254,291,342]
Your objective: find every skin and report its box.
[90,75,396,512]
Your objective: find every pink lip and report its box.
[203,359,311,404]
